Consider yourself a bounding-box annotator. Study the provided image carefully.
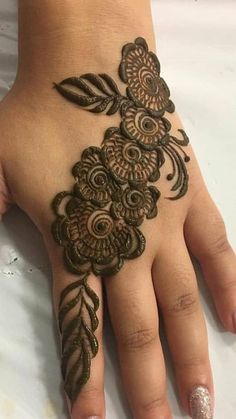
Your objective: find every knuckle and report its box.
[208,233,231,257]
[165,292,199,317]
[201,216,231,258]
[118,327,157,352]
[175,355,208,371]
[140,394,166,413]
[79,385,101,400]
[214,278,236,293]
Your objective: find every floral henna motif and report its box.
[51,37,190,403]
[101,128,163,184]
[72,147,120,206]
[111,185,160,226]
[120,104,171,149]
[52,195,145,277]
[119,37,175,116]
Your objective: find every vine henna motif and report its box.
[51,37,190,403]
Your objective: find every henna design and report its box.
[72,147,120,206]
[119,37,175,115]
[120,104,171,150]
[52,195,145,277]
[111,184,160,226]
[51,37,190,403]
[101,128,163,184]
[54,73,127,115]
[58,274,99,402]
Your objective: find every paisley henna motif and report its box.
[52,37,190,404]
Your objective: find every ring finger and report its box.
[153,233,214,419]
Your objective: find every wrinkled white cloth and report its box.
[0,1,235,418]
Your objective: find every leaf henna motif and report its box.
[59,275,99,403]
[54,73,128,115]
[51,37,190,404]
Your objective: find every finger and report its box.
[184,188,236,333]
[153,234,214,418]
[48,244,105,419]
[0,165,13,220]
[105,258,172,419]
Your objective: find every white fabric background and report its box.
[0,1,235,418]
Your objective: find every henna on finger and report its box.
[51,37,190,403]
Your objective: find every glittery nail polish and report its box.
[189,386,213,419]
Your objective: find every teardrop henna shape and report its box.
[51,37,190,404]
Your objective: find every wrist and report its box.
[16,0,155,90]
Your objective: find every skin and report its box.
[0,1,235,418]
[51,36,190,404]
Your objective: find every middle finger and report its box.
[105,258,172,419]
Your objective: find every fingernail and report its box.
[72,411,101,419]
[232,310,236,332]
[71,401,101,419]
[189,386,213,419]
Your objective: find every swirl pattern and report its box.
[52,197,145,276]
[51,37,190,404]
[111,185,160,226]
[72,147,119,206]
[120,105,171,150]
[119,37,175,116]
[101,128,161,184]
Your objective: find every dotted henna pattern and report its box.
[51,37,190,403]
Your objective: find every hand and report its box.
[0,2,235,419]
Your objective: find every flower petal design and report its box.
[120,105,171,150]
[72,146,120,206]
[52,196,145,277]
[119,37,175,116]
[51,36,190,404]
[101,128,161,184]
[111,184,160,226]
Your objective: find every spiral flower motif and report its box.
[51,36,191,406]
[111,185,160,226]
[74,206,119,260]
[52,197,145,276]
[119,37,174,116]
[72,147,119,206]
[101,129,161,184]
[121,105,171,150]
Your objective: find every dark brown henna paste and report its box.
[58,274,99,402]
[52,194,145,277]
[119,37,175,116]
[51,37,190,403]
[120,104,171,150]
[101,127,163,184]
[54,73,127,115]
